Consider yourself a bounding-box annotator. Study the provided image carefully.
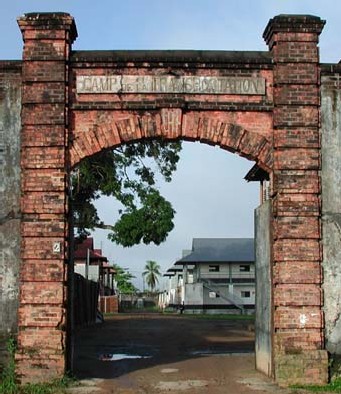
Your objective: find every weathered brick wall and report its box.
[264,15,328,385]
[321,65,341,355]
[0,61,22,368]
[16,13,77,383]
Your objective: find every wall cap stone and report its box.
[17,12,77,43]
[263,14,325,45]
[71,50,272,66]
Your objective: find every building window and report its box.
[209,265,219,272]
[239,265,250,272]
[241,291,250,298]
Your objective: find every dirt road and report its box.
[69,313,294,393]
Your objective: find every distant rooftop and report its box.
[244,164,269,182]
[176,238,254,264]
[74,237,108,261]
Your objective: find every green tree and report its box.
[113,264,138,294]
[143,260,161,292]
[72,139,181,247]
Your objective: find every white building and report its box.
[164,238,255,314]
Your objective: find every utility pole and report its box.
[86,248,90,280]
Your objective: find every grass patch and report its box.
[0,337,17,394]
[291,377,341,392]
[291,356,341,393]
[18,376,75,394]
[181,313,254,321]
[0,374,75,394]
[0,337,75,394]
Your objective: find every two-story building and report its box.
[164,238,255,314]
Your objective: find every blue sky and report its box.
[2,1,341,289]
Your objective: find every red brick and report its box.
[22,61,66,82]
[161,108,182,138]
[21,191,65,214]
[21,220,66,237]
[273,41,319,63]
[274,85,319,106]
[16,354,65,384]
[274,284,322,306]
[22,169,65,191]
[274,217,320,239]
[21,237,65,259]
[23,39,67,61]
[23,82,66,104]
[21,260,66,282]
[273,106,319,127]
[274,307,323,329]
[274,148,319,170]
[18,328,65,352]
[21,146,65,169]
[20,282,65,304]
[22,103,65,125]
[273,239,320,261]
[23,30,66,40]
[274,261,321,284]
[274,129,319,149]
[274,329,323,352]
[18,305,65,327]
[274,63,318,84]
[21,125,66,147]
[273,170,320,194]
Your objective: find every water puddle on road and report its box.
[99,353,152,361]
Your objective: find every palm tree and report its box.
[142,260,161,292]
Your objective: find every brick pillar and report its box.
[264,15,328,385]
[17,13,77,383]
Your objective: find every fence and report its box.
[74,273,99,326]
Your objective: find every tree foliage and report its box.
[71,139,181,247]
[113,264,138,294]
[143,260,161,292]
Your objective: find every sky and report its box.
[2,1,341,290]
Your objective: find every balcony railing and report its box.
[197,272,255,281]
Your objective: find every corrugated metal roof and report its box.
[177,238,254,264]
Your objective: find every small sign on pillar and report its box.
[53,241,61,254]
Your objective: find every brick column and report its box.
[264,15,327,385]
[17,13,77,383]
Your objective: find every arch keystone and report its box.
[160,108,182,139]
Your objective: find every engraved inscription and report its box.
[76,75,266,95]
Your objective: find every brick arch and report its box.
[13,11,329,387]
[70,109,272,171]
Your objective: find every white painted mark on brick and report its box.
[299,314,308,327]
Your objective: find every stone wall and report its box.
[255,200,272,377]
[321,65,341,354]
[0,61,22,366]
[0,62,22,331]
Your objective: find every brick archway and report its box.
[13,12,328,386]
[70,111,272,170]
